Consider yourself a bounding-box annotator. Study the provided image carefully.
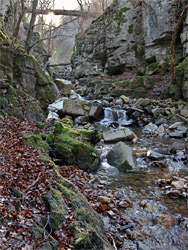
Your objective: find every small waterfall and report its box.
[99,107,133,127]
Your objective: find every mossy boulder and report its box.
[47,120,99,171]
[23,119,100,172]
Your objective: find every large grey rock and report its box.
[62,99,90,116]
[107,142,137,171]
[54,79,73,95]
[103,128,135,142]
[89,102,103,119]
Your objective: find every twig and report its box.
[24,172,42,193]
[106,233,117,250]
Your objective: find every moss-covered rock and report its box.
[23,119,100,172]
[44,188,67,232]
[47,121,99,171]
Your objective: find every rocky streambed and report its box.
[46,80,188,250]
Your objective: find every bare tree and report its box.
[25,0,39,53]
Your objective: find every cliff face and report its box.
[71,0,187,77]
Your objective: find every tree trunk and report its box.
[12,0,27,45]
[25,0,39,53]
[171,4,188,84]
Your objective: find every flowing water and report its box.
[95,108,188,250]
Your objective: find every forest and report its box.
[0,0,188,249]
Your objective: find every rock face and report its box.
[71,0,187,77]
[107,142,137,171]
[13,53,59,113]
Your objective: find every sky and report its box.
[54,0,79,9]
[45,0,79,24]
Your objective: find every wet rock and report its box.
[107,142,137,171]
[169,122,183,129]
[103,128,136,143]
[98,196,111,204]
[177,125,188,134]
[126,229,137,240]
[147,150,165,160]
[89,102,103,119]
[48,98,64,112]
[156,214,175,226]
[155,117,168,125]
[152,108,161,118]
[142,123,158,133]
[171,180,185,189]
[156,125,165,134]
[144,104,153,114]
[107,210,116,218]
[75,116,89,125]
[166,190,181,198]
[115,99,123,106]
[102,100,110,107]
[119,198,133,208]
[180,108,188,118]
[120,95,130,104]
[169,131,185,138]
[47,111,59,120]
[54,79,73,95]
[151,160,168,168]
[103,96,114,102]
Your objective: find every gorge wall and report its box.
[71,0,188,77]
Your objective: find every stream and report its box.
[94,108,188,250]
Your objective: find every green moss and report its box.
[56,183,75,199]
[61,118,73,128]
[36,122,47,129]
[23,134,50,151]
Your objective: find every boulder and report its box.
[54,79,73,95]
[142,123,158,133]
[107,142,137,171]
[120,95,130,104]
[103,128,136,143]
[75,116,89,125]
[62,99,90,116]
[89,102,103,119]
[169,122,183,129]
